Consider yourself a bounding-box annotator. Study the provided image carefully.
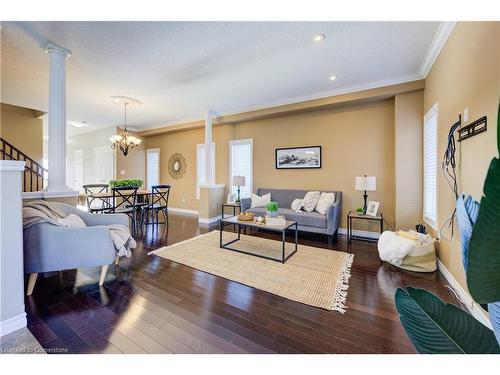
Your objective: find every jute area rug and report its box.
[149,231,354,313]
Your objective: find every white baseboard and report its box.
[0,313,27,337]
[168,207,199,216]
[338,227,380,239]
[437,259,492,329]
[198,215,221,224]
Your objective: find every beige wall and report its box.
[395,91,424,230]
[423,22,499,289]
[0,103,43,164]
[146,99,397,230]
[115,126,146,182]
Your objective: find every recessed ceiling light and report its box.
[314,34,325,42]
[329,75,337,81]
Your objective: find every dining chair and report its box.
[141,185,171,227]
[110,186,139,232]
[83,184,113,213]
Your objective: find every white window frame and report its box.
[423,103,438,230]
[196,143,216,200]
[228,138,253,199]
[146,148,160,189]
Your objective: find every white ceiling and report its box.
[1,21,441,136]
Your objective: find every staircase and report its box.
[0,137,48,192]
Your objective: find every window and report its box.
[196,143,215,199]
[423,104,438,229]
[229,139,253,199]
[146,149,160,188]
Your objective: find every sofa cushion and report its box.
[315,192,335,214]
[251,193,271,208]
[302,191,320,212]
[246,207,327,228]
[291,198,304,212]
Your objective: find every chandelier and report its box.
[109,96,142,156]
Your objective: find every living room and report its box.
[1,1,499,373]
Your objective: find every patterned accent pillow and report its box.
[315,192,335,215]
[250,193,271,208]
[302,191,321,212]
[291,198,304,212]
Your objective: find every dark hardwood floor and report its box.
[24,212,457,354]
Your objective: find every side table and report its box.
[347,210,383,244]
[221,202,241,219]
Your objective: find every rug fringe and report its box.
[147,230,218,255]
[330,253,354,313]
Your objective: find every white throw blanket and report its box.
[377,230,434,266]
[22,200,136,257]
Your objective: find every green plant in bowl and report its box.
[266,201,279,217]
[356,207,364,215]
[109,179,144,188]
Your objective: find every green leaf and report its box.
[467,103,500,304]
[395,287,500,354]
[109,179,144,188]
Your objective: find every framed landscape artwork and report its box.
[275,146,322,169]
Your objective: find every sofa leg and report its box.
[328,235,333,247]
[27,273,38,296]
[99,265,109,286]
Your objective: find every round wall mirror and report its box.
[168,153,187,179]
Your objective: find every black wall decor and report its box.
[275,146,322,169]
[458,116,487,142]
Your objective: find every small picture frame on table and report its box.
[366,201,380,217]
[227,193,236,204]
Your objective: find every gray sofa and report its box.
[23,202,129,295]
[241,188,342,244]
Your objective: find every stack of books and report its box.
[265,215,286,226]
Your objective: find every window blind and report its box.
[423,105,438,228]
[146,149,160,188]
[229,139,253,199]
[196,143,215,199]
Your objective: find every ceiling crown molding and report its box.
[418,22,456,78]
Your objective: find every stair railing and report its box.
[0,137,48,192]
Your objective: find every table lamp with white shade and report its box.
[355,175,376,214]
[232,175,246,204]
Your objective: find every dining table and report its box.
[78,188,153,207]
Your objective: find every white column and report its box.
[204,111,214,185]
[44,42,72,192]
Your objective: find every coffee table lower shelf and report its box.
[219,217,298,263]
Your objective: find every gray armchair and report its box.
[23,202,129,295]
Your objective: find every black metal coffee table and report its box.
[219,216,298,263]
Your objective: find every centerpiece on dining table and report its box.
[109,179,144,188]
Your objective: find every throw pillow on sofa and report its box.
[302,191,320,212]
[291,198,304,212]
[315,192,335,215]
[251,193,271,208]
